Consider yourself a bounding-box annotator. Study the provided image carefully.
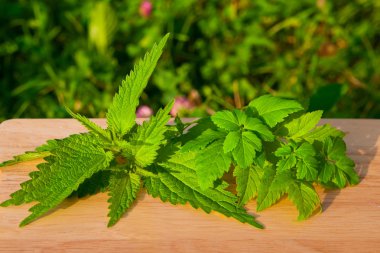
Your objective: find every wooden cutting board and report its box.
[0,119,379,253]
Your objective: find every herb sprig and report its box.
[0,34,358,228]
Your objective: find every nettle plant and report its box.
[0,34,359,228]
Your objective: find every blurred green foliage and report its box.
[1,0,380,121]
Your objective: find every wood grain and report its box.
[0,119,379,253]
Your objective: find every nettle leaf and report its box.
[107,171,141,227]
[303,124,344,143]
[106,34,169,137]
[257,167,292,211]
[195,140,231,189]
[124,100,174,168]
[211,110,240,131]
[287,182,320,220]
[223,131,240,153]
[66,106,111,142]
[2,134,114,226]
[234,164,264,206]
[182,128,225,152]
[283,111,323,140]
[248,95,303,128]
[145,152,263,228]
[232,131,262,168]
[0,140,58,168]
[244,118,274,141]
[320,137,359,188]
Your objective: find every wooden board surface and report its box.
[0,119,379,253]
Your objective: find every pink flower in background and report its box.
[139,1,153,18]
[170,96,193,116]
[136,105,153,118]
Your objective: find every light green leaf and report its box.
[249,95,303,128]
[211,110,240,131]
[257,167,292,211]
[182,128,225,152]
[146,152,263,228]
[223,131,240,153]
[303,124,344,143]
[287,182,320,220]
[232,132,261,168]
[195,140,231,189]
[244,118,274,141]
[234,165,264,206]
[125,100,173,168]
[66,106,111,142]
[106,34,169,137]
[296,159,318,181]
[276,154,297,172]
[107,171,141,227]
[14,134,113,226]
[283,111,323,140]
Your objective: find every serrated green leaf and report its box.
[107,171,141,227]
[146,152,263,228]
[318,162,335,183]
[232,132,261,168]
[324,137,359,187]
[234,165,264,206]
[276,154,297,172]
[15,134,113,226]
[182,128,225,152]
[295,142,316,159]
[274,144,292,157]
[66,106,111,142]
[223,131,240,153]
[244,118,274,141]
[106,34,169,137]
[303,124,344,143]
[195,140,231,189]
[211,110,240,131]
[0,140,58,168]
[257,167,292,211]
[287,182,320,220]
[296,159,318,181]
[283,111,323,140]
[248,95,303,128]
[124,100,174,168]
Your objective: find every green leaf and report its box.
[283,111,323,140]
[181,128,225,152]
[232,132,261,168]
[107,171,141,227]
[124,100,174,168]
[248,95,303,128]
[145,152,263,228]
[15,134,113,226]
[324,137,359,187]
[303,124,344,143]
[296,159,318,181]
[0,140,58,168]
[106,34,169,137]
[234,165,264,206]
[211,110,240,131]
[287,182,320,220]
[276,155,297,172]
[65,106,111,142]
[223,131,240,153]
[244,118,274,141]
[195,140,231,189]
[257,167,292,211]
